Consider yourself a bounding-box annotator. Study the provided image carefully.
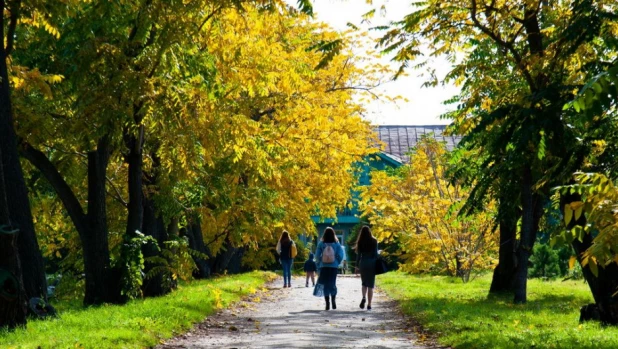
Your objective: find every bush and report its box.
[530,243,561,279]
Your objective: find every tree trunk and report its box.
[0,28,47,301]
[226,247,245,274]
[513,166,541,304]
[119,127,146,297]
[123,126,144,240]
[183,216,210,279]
[489,202,518,294]
[0,230,27,329]
[0,146,27,329]
[83,135,118,305]
[562,192,618,324]
[141,195,172,297]
[455,253,466,281]
[209,238,243,275]
[20,140,119,305]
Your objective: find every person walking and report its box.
[314,227,344,310]
[276,231,296,288]
[303,252,317,287]
[355,226,378,310]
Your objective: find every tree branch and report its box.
[106,176,128,208]
[326,85,381,99]
[198,4,225,32]
[469,0,536,90]
[19,142,89,235]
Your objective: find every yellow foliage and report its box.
[360,137,498,281]
[158,5,384,263]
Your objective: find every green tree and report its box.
[378,0,618,308]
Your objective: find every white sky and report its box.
[301,0,460,125]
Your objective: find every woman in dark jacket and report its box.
[355,226,378,310]
[276,231,295,288]
[314,227,344,310]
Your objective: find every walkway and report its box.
[159,275,431,348]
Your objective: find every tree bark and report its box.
[513,166,541,304]
[0,229,27,329]
[489,201,518,294]
[0,146,27,329]
[141,194,172,297]
[562,192,618,324]
[183,216,211,279]
[139,146,176,297]
[21,138,119,305]
[209,238,243,275]
[123,126,144,240]
[83,135,117,305]
[0,12,47,301]
[119,126,146,297]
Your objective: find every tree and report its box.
[360,137,498,282]
[0,0,48,302]
[378,0,618,304]
[176,5,383,271]
[9,0,385,303]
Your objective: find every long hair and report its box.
[322,227,338,243]
[355,225,376,252]
[279,230,291,244]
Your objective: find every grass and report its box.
[0,271,276,349]
[379,272,618,349]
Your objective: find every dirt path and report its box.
[158,275,432,348]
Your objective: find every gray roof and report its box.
[376,125,462,164]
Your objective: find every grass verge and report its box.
[379,272,618,349]
[0,271,276,349]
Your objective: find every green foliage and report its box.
[295,0,313,16]
[552,173,618,274]
[567,62,618,116]
[145,235,203,288]
[380,272,618,349]
[119,231,158,300]
[529,243,561,279]
[307,39,343,70]
[0,272,275,349]
[52,273,85,305]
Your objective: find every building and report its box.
[309,125,462,260]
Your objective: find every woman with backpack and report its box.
[276,230,296,288]
[355,225,378,310]
[313,227,344,310]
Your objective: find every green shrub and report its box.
[530,243,561,279]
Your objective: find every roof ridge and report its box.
[375,124,449,128]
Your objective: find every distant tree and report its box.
[360,138,498,282]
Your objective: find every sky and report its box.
[302,0,460,125]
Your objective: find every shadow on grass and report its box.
[393,293,618,349]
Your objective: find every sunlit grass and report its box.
[0,271,276,349]
[379,272,618,349]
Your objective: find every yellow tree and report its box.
[167,6,384,270]
[360,137,497,282]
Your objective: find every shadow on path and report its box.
[158,276,433,348]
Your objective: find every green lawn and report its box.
[379,272,618,349]
[0,271,276,349]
